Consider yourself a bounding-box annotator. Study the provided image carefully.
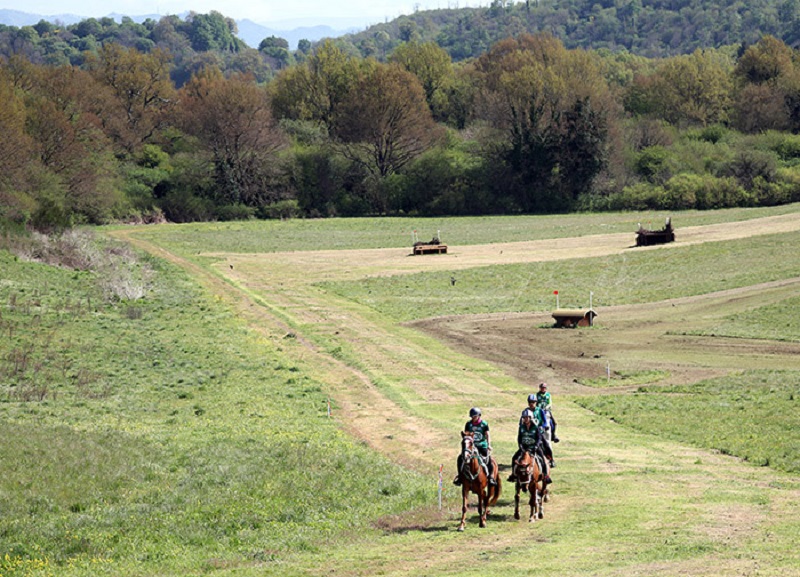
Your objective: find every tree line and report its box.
[4,29,800,230]
[342,0,799,61]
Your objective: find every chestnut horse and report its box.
[512,450,545,522]
[457,431,501,531]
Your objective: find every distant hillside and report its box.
[236,19,363,49]
[340,0,800,60]
[0,9,362,49]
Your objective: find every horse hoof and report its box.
[538,513,544,519]
[457,526,465,532]
[514,512,520,520]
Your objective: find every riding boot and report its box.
[550,459,556,468]
[545,475,553,484]
[507,473,516,482]
[453,475,462,486]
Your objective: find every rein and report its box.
[460,440,485,483]
[514,452,534,485]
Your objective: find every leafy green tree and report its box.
[389,41,452,108]
[337,63,443,181]
[472,34,615,211]
[649,49,734,127]
[734,35,793,86]
[187,11,240,52]
[270,40,360,135]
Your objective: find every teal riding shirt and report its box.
[464,419,490,450]
[517,421,540,452]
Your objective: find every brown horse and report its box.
[512,450,546,522]
[457,432,501,531]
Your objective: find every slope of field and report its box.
[100,206,800,576]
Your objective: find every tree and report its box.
[86,43,176,154]
[0,65,36,223]
[647,49,734,127]
[178,68,287,207]
[734,36,794,86]
[471,34,615,211]
[337,62,443,181]
[389,41,452,108]
[270,40,360,135]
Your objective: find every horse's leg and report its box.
[514,483,521,520]
[478,487,487,528]
[538,480,545,519]
[458,485,468,531]
[529,480,537,522]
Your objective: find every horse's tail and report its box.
[488,458,501,505]
[488,477,501,505]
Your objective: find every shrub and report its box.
[259,199,300,219]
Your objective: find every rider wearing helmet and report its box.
[454,407,497,486]
[536,383,560,443]
[523,394,555,467]
[507,408,553,483]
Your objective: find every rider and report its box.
[536,382,560,443]
[507,408,553,483]
[453,407,497,486]
[523,393,556,468]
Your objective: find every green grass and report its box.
[579,369,670,388]
[574,370,800,473]
[320,228,800,321]
[0,250,430,576]
[111,204,800,255]
[6,206,800,576]
[686,293,800,342]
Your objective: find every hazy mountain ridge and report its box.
[0,8,362,48]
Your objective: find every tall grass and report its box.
[575,370,800,473]
[0,248,430,576]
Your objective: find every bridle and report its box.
[514,451,534,485]
[460,435,482,482]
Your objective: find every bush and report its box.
[214,203,255,221]
[259,199,300,219]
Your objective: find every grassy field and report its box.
[113,204,800,254]
[2,204,800,576]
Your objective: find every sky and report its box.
[1,0,483,27]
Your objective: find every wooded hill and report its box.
[4,6,800,229]
[342,0,800,61]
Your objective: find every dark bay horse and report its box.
[512,450,545,522]
[457,431,501,531]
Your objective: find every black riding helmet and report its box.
[469,407,481,418]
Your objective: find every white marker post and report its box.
[438,464,443,509]
[554,290,559,309]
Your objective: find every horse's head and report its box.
[461,431,476,460]
[513,450,534,486]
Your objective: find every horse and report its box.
[512,448,548,521]
[512,449,537,522]
[457,431,501,531]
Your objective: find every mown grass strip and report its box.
[113,204,800,255]
[319,229,800,321]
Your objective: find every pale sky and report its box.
[1,0,480,27]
